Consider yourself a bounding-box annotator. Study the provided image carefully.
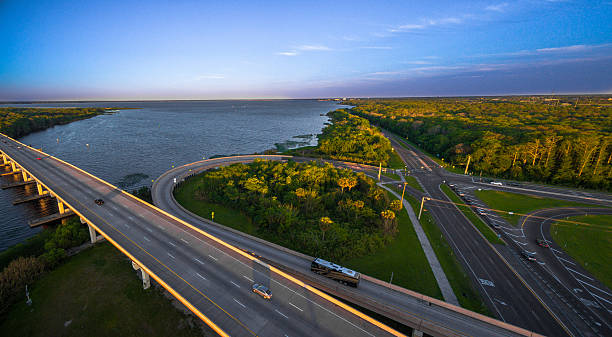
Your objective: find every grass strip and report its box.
[550,214,612,290]
[474,190,597,226]
[440,185,505,245]
[408,196,493,316]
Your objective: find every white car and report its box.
[490,181,503,186]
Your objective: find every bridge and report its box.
[1,132,545,337]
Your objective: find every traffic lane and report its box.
[20,150,395,337]
[154,156,546,337]
[424,185,565,336]
[463,189,608,336]
[526,208,612,324]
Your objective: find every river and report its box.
[0,100,346,251]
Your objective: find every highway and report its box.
[522,208,612,333]
[152,155,547,337]
[384,132,580,336]
[0,133,401,337]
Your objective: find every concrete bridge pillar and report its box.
[131,261,151,289]
[411,329,423,337]
[87,223,98,244]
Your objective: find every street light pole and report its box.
[400,182,407,209]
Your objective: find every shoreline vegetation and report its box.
[346,97,612,191]
[0,107,120,139]
[285,109,405,169]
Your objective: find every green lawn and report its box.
[404,175,424,193]
[386,148,406,169]
[551,214,612,290]
[0,243,211,337]
[440,185,505,245]
[407,196,492,316]
[381,170,401,181]
[174,180,255,234]
[341,193,443,300]
[474,190,596,226]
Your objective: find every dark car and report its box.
[521,250,537,262]
[535,238,550,248]
[252,283,272,300]
[94,199,104,205]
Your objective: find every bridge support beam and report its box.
[131,261,151,289]
[21,170,32,182]
[36,182,48,195]
[57,200,66,214]
[1,154,8,165]
[10,161,18,172]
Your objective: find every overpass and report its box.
[1,132,546,337]
[0,133,404,337]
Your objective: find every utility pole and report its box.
[464,155,471,175]
[400,182,407,209]
[378,162,382,181]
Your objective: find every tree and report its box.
[380,210,397,235]
[389,200,402,212]
[319,217,333,241]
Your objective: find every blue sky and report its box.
[1,0,611,100]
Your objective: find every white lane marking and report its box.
[160,214,376,337]
[513,240,527,246]
[208,254,218,261]
[169,242,176,247]
[143,236,151,242]
[196,272,207,280]
[124,224,130,228]
[145,227,153,232]
[537,261,546,265]
[275,309,289,319]
[567,267,594,281]
[243,275,253,282]
[233,298,246,308]
[504,232,525,238]
[111,205,118,211]
[168,253,175,259]
[557,256,576,265]
[230,281,240,288]
[551,247,564,254]
[194,258,204,265]
[181,238,189,245]
[128,216,134,221]
[289,302,303,311]
[578,279,612,297]
[590,292,612,306]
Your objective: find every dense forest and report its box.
[348,97,612,191]
[0,107,108,138]
[291,109,392,166]
[184,159,401,260]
